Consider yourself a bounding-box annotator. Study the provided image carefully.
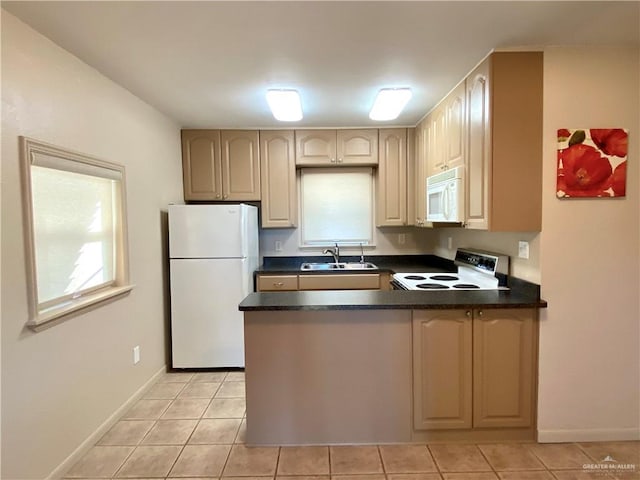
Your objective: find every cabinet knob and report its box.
[478,310,484,317]
[216,194,221,199]
[338,158,343,163]
[275,282,284,287]
[466,311,471,317]
[223,194,228,199]
[331,158,336,163]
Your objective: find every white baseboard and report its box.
[538,428,640,443]
[47,365,167,480]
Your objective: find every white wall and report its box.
[1,11,183,479]
[537,47,639,441]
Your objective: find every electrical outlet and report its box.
[447,237,453,250]
[275,241,282,252]
[398,233,406,245]
[518,241,530,259]
[133,345,140,364]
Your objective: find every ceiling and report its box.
[2,1,639,129]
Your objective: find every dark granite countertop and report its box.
[239,289,547,311]
[256,254,453,275]
[244,254,547,311]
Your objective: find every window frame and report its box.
[298,167,376,248]
[20,137,133,330]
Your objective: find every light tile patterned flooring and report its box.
[65,370,639,479]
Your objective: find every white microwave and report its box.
[426,166,465,223]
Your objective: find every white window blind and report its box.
[21,137,131,328]
[300,168,374,246]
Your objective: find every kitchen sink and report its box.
[300,262,378,271]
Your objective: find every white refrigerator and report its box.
[168,204,258,368]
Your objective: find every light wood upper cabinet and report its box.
[445,82,466,171]
[414,119,429,226]
[295,130,336,165]
[182,129,259,201]
[406,128,416,226]
[473,309,537,428]
[220,130,260,200]
[413,308,538,431]
[425,82,466,177]
[466,60,491,230]
[260,130,297,228]
[377,129,407,226]
[413,310,473,430]
[465,52,543,231]
[336,129,378,165]
[296,129,378,166]
[182,130,223,201]
[426,104,447,176]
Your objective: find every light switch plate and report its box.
[275,241,283,252]
[133,345,140,364]
[518,241,530,259]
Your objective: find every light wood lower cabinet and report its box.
[298,273,381,291]
[256,275,299,292]
[256,272,391,292]
[412,308,537,431]
[413,310,473,430]
[473,308,536,428]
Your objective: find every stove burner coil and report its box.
[429,275,459,281]
[404,275,427,280]
[453,284,480,289]
[416,283,449,289]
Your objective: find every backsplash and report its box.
[259,226,438,258]
[431,228,540,283]
[259,225,540,283]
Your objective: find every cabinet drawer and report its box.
[257,275,298,291]
[298,274,380,291]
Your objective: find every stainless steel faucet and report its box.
[322,242,340,263]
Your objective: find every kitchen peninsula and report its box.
[239,260,547,446]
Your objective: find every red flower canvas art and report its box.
[557,128,628,198]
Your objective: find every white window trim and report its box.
[20,137,133,330]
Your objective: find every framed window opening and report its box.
[20,137,132,329]
[299,167,375,247]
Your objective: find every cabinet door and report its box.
[445,82,466,170]
[260,130,297,228]
[413,310,472,430]
[465,59,491,230]
[295,130,337,165]
[473,308,536,428]
[427,105,447,176]
[414,120,428,226]
[377,129,407,226]
[181,130,223,201]
[406,128,416,226]
[337,129,378,165]
[256,274,298,291]
[221,130,260,200]
[298,274,381,291]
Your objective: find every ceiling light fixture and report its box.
[369,88,412,121]
[266,89,303,121]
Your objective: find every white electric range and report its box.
[392,248,510,291]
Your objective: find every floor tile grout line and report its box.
[376,445,387,476]
[474,442,501,477]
